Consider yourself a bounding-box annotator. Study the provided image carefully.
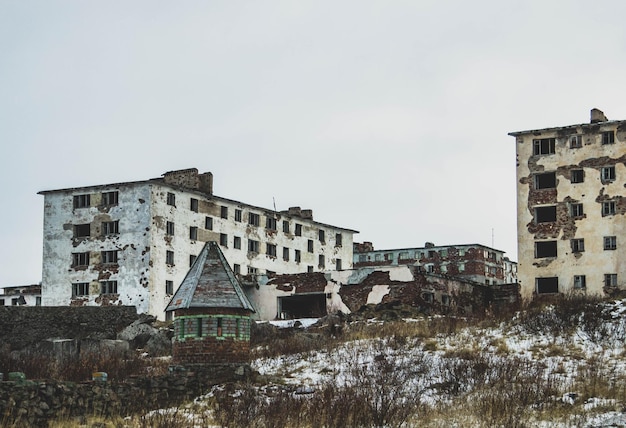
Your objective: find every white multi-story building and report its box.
[511,108,626,299]
[39,168,357,319]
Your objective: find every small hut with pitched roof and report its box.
[165,241,255,365]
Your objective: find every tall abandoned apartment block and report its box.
[39,168,357,319]
[511,109,626,299]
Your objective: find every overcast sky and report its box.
[2,0,626,286]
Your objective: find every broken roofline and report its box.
[37,175,359,234]
[355,243,512,256]
[508,119,626,137]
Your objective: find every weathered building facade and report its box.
[0,284,41,306]
[511,108,626,299]
[353,242,517,285]
[39,168,357,319]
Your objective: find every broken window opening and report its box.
[604,236,617,250]
[100,280,118,295]
[72,252,90,267]
[234,236,241,249]
[295,249,301,263]
[166,250,174,266]
[101,250,118,264]
[189,226,198,241]
[318,254,325,269]
[220,206,228,219]
[319,229,325,243]
[601,166,616,182]
[336,259,342,270]
[205,216,213,230]
[534,172,556,189]
[102,221,119,236]
[278,294,327,319]
[571,203,584,218]
[307,240,314,253]
[248,212,260,226]
[570,135,582,148]
[266,217,277,230]
[166,221,175,236]
[166,193,175,206]
[282,221,290,233]
[72,282,89,297]
[73,194,91,209]
[295,224,302,236]
[570,239,585,253]
[604,273,618,287]
[533,138,556,155]
[74,224,90,238]
[220,233,228,247]
[190,198,198,212]
[189,255,197,267]
[602,131,615,145]
[536,277,559,294]
[602,201,616,216]
[235,209,242,222]
[571,169,584,183]
[267,243,277,257]
[248,239,259,253]
[573,275,586,290]
[535,206,557,223]
[102,191,118,206]
[166,280,173,295]
[283,247,289,261]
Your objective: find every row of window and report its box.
[535,236,617,258]
[358,248,498,263]
[73,191,119,209]
[536,274,617,294]
[72,250,118,266]
[166,193,342,245]
[72,280,118,297]
[73,221,119,238]
[532,131,615,156]
[535,200,618,223]
[534,166,616,189]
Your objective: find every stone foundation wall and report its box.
[173,336,251,364]
[0,364,252,426]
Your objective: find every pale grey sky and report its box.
[2,0,626,285]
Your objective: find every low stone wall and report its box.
[0,364,253,426]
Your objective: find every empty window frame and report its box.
[189,255,197,267]
[166,221,175,236]
[72,282,90,297]
[248,212,260,226]
[166,280,174,295]
[570,203,584,218]
[190,198,198,212]
[307,240,314,253]
[573,275,586,290]
[307,266,314,273]
[189,226,198,240]
[602,130,615,145]
[601,166,616,182]
[534,172,556,189]
[102,191,118,206]
[219,233,228,247]
[267,243,277,257]
[73,194,91,209]
[167,192,176,206]
[319,255,325,269]
[100,280,118,295]
[101,250,118,264]
[235,209,242,222]
[375,254,382,261]
[220,206,228,219]
[533,138,556,155]
[248,239,259,253]
[248,266,258,275]
[166,250,174,265]
[336,259,342,271]
[205,216,213,230]
[536,277,559,294]
[571,169,584,183]
[570,134,582,148]
[535,206,557,223]
[335,233,342,247]
[72,252,90,267]
[266,217,277,230]
[295,249,301,263]
[399,252,409,260]
[604,273,618,287]
[604,236,617,250]
[295,224,302,236]
[74,224,90,238]
[282,221,290,233]
[570,239,585,253]
[234,236,241,249]
[534,241,557,258]
[602,201,616,216]
[102,221,119,235]
[283,247,289,261]
[233,264,241,275]
[319,229,325,243]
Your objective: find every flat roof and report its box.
[508,119,626,137]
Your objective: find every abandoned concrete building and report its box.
[39,168,357,320]
[353,242,517,285]
[511,108,626,299]
[0,284,41,306]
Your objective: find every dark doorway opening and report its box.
[278,294,327,319]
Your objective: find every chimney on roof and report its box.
[301,209,313,219]
[425,242,435,248]
[591,108,608,123]
[162,168,213,195]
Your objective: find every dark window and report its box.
[72,252,90,267]
[267,243,277,257]
[534,241,557,258]
[72,282,89,297]
[283,221,290,233]
[249,212,260,226]
[190,226,198,240]
[166,280,174,295]
[166,221,175,236]
[335,233,342,247]
[190,255,197,267]
[601,166,616,182]
[605,273,618,287]
[571,169,584,183]
[533,138,556,155]
[295,224,302,236]
[102,191,118,206]
[166,250,174,265]
[574,275,586,289]
[602,131,615,145]
[307,266,314,273]
[570,135,582,148]
[534,172,556,189]
[101,250,118,264]
[234,236,241,249]
[307,240,314,253]
[295,249,301,263]
[205,216,213,230]
[336,259,342,270]
[248,266,258,275]
[73,194,90,209]
[102,221,119,235]
[319,255,325,269]
[233,264,240,275]
[604,236,617,250]
[100,280,117,295]
[248,239,259,253]
[283,247,289,261]
[190,198,198,212]
[220,206,228,219]
[220,233,228,247]
[536,277,559,294]
[535,206,557,223]
[602,201,616,216]
[319,229,325,243]
[167,192,175,206]
[266,217,277,230]
[74,224,90,238]
[571,203,583,217]
[235,209,242,222]
[571,239,585,253]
